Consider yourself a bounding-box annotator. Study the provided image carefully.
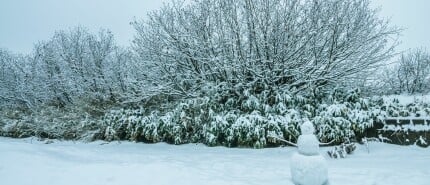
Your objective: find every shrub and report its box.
[98,86,383,148]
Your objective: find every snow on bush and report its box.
[0,106,101,140]
[378,96,430,118]
[97,86,384,148]
[3,84,428,148]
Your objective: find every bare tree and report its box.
[132,0,400,97]
[397,48,430,94]
[33,41,74,107]
[0,49,35,109]
[378,66,401,94]
[27,27,140,107]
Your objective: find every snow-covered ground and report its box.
[383,94,430,105]
[0,137,429,185]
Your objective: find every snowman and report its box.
[290,121,328,185]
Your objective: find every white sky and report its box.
[0,0,429,54]
[0,0,167,53]
[371,0,430,53]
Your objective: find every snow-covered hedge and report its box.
[0,106,101,140]
[98,85,384,148]
[2,84,428,148]
[378,97,430,118]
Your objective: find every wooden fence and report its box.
[363,117,430,147]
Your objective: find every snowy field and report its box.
[0,137,429,185]
[383,94,430,105]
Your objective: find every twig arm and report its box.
[268,135,298,147]
[319,139,336,146]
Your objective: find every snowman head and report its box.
[300,121,315,135]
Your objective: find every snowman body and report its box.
[291,121,328,185]
[297,134,319,156]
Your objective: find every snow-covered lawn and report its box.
[0,137,429,185]
[383,94,430,105]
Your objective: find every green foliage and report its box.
[98,86,384,148]
[0,106,101,141]
[313,88,383,142]
[2,85,428,148]
[379,97,430,118]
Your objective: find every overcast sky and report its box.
[1,0,429,54]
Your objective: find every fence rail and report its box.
[364,117,429,147]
